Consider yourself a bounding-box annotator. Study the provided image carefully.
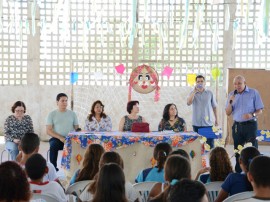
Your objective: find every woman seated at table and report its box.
[4,101,34,160]
[85,100,112,132]
[119,100,146,131]
[158,103,186,132]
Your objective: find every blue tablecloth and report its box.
[61,131,200,170]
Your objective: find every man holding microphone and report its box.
[225,75,264,173]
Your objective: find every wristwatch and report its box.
[252,113,256,117]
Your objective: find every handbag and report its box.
[131,122,150,133]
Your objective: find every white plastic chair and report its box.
[223,191,254,202]
[31,193,59,202]
[133,181,157,202]
[204,181,223,202]
[0,149,10,163]
[65,180,94,197]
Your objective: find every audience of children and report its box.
[25,153,68,202]
[149,155,191,202]
[92,163,128,202]
[167,179,209,202]
[195,146,233,183]
[135,142,172,183]
[69,143,105,185]
[0,161,31,202]
[235,155,270,202]
[17,132,58,182]
[170,148,190,160]
[215,146,260,202]
[80,151,139,202]
[1,129,270,202]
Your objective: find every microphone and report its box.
[229,90,237,104]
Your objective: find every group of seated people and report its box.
[3,99,187,165]
[1,131,270,202]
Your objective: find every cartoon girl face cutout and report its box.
[128,64,160,102]
[130,65,158,94]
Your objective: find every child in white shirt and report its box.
[25,153,68,202]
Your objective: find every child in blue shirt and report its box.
[215,146,260,202]
[135,142,172,183]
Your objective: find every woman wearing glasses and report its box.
[4,101,34,160]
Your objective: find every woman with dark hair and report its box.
[158,104,186,132]
[119,100,146,131]
[195,147,233,184]
[215,146,260,202]
[69,144,105,185]
[85,100,112,132]
[80,151,139,202]
[149,155,191,201]
[92,163,128,202]
[0,161,31,202]
[135,142,172,183]
[4,101,34,160]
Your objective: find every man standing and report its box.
[187,75,218,148]
[46,93,79,171]
[225,75,263,173]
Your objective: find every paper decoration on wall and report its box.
[31,0,36,36]
[150,157,156,168]
[189,150,196,159]
[76,154,82,165]
[187,73,196,86]
[128,64,160,102]
[211,67,221,80]
[115,64,126,74]
[161,66,173,79]
[70,72,78,84]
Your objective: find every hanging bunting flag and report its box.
[0,0,3,32]
[161,66,173,79]
[31,0,36,36]
[128,0,137,48]
[232,19,240,50]
[245,0,252,25]
[115,64,126,74]
[212,21,219,53]
[93,72,103,81]
[187,73,197,86]
[262,0,270,37]
[225,4,230,31]
[179,0,189,50]
[211,67,221,80]
[192,4,204,49]
[70,72,79,84]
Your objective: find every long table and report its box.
[61,131,202,182]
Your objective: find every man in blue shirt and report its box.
[187,75,218,148]
[225,75,264,173]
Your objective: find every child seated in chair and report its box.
[25,153,69,202]
[135,143,172,183]
[238,155,270,201]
